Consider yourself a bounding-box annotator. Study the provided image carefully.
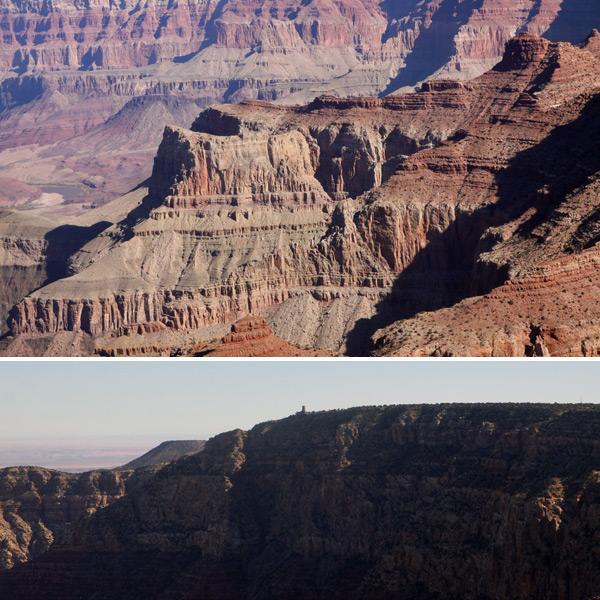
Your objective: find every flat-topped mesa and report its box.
[149,101,413,210]
[150,30,575,215]
[494,33,551,72]
[149,82,483,212]
[7,33,600,355]
[9,405,600,597]
[150,124,334,209]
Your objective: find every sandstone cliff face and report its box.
[6,80,478,353]
[1,0,593,81]
[7,32,600,356]
[5,404,600,599]
[370,32,600,356]
[0,439,207,571]
[8,94,440,353]
[0,207,114,338]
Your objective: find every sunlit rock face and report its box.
[0,0,599,210]
[6,32,600,357]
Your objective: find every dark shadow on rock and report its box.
[492,92,600,241]
[344,206,497,356]
[191,0,230,57]
[118,183,166,240]
[543,3,600,44]
[43,221,112,283]
[381,0,485,95]
[0,75,46,115]
[345,91,600,355]
[173,51,199,64]
[2,178,161,335]
[1,219,111,334]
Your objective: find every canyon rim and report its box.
[4,361,600,599]
[1,1,600,355]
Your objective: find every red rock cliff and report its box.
[6,32,600,356]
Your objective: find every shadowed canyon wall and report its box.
[0,466,157,570]
[4,404,600,599]
[0,440,206,570]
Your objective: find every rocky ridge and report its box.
[118,440,206,470]
[5,404,600,598]
[369,31,600,355]
[0,0,599,208]
[198,316,332,356]
[5,31,600,355]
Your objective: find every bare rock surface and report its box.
[200,316,332,356]
[0,440,206,571]
[5,32,600,356]
[5,404,600,598]
[0,466,157,571]
[0,0,598,209]
[0,185,146,341]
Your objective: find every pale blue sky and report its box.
[1,360,599,442]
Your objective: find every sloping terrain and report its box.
[195,316,333,357]
[118,440,206,470]
[4,31,600,356]
[0,0,598,209]
[4,404,600,599]
[0,184,144,348]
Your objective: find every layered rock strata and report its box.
[200,316,331,356]
[6,32,600,355]
[0,465,157,571]
[5,404,600,598]
[0,208,110,337]
[370,32,600,355]
[1,0,599,208]
[0,185,146,345]
[0,439,206,571]
[1,0,594,90]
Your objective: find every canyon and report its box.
[3,29,600,355]
[0,0,599,210]
[0,439,205,571]
[3,403,600,599]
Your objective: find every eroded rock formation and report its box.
[4,404,600,598]
[5,31,600,356]
[0,0,598,208]
[0,466,155,571]
[199,316,331,356]
[0,439,206,571]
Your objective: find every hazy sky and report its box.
[2,360,600,442]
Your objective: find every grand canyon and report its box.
[0,439,205,571]
[4,403,600,598]
[1,0,600,355]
